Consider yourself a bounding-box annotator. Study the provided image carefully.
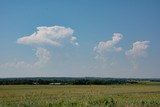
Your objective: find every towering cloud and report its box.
[125,41,150,58]
[16,25,79,67]
[0,25,79,68]
[17,26,79,47]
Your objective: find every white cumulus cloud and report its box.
[5,25,79,68]
[125,41,150,58]
[94,33,123,60]
[17,26,79,47]
[94,33,123,53]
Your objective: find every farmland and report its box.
[0,84,160,107]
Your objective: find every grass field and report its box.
[0,84,160,107]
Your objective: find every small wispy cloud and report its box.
[0,61,32,68]
[125,41,150,59]
[34,47,51,66]
[94,33,123,60]
[0,47,51,68]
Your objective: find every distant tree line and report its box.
[0,77,159,85]
[69,79,138,85]
[0,78,140,85]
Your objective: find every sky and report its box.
[0,0,160,78]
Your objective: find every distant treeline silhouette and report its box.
[0,77,159,85]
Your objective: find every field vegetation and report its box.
[0,84,160,107]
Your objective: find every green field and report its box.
[0,84,160,107]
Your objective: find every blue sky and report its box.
[0,0,160,78]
